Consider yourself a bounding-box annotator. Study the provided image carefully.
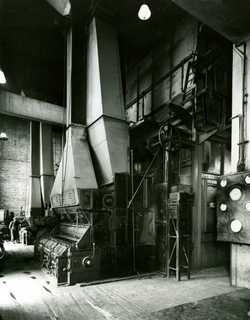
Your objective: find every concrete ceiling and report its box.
[172,0,250,43]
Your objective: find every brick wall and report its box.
[0,116,64,216]
[0,115,30,215]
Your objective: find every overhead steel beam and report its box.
[0,91,66,125]
[45,0,71,16]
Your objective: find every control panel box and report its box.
[217,171,250,245]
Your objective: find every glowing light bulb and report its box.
[138,4,151,21]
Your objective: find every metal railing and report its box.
[126,52,196,123]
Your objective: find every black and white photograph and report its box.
[0,0,250,319]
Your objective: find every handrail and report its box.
[126,52,196,110]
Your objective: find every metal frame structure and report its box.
[167,192,192,280]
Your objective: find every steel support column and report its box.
[28,121,41,218]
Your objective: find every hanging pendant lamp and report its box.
[138,3,151,21]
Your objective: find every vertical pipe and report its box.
[169,72,173,100]
[181,62,184,93]
[237,43,247,171]
[176,203,180,280]
[142,97,145,119]
[66,28,73,128]
[130,149,136,273]
[136,67,140,122]
[164,147,170,274]
[220,144,225,175]
[151,50,155,113]
[61,27,72,204]
[232,45,242,172]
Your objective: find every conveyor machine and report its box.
[37,205,100,286]
[37,173,130,286]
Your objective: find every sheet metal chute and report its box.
[50,124,98,210]
[86,17,129,186]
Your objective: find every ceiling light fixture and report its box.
[138,3,151,21]
[0,68,6,84]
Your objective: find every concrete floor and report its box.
[150,289,250,320]
[0,243,245,320]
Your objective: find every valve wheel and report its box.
[82,256,93,268]
[158,125,168,146]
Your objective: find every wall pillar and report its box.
[40,122,54,208]
[231,41,250,288]
[28,121,41,218]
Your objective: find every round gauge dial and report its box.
[219,203,227,212]
[229,188,242,201]
[230,220,242,233]
[220,179,227,187]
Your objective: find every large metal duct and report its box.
[86,17,129,185]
